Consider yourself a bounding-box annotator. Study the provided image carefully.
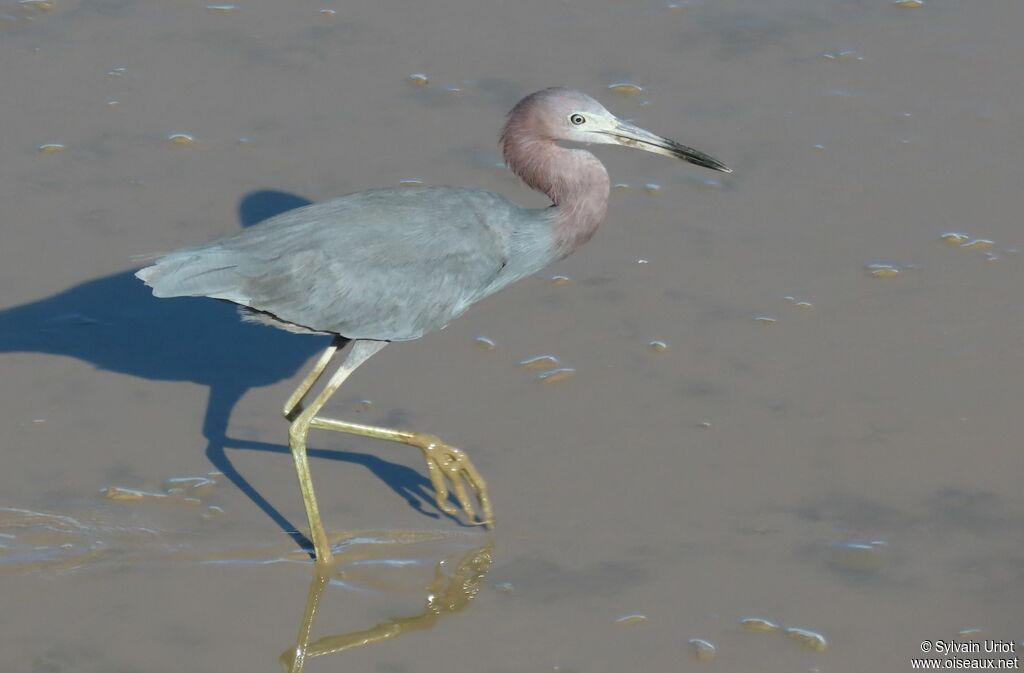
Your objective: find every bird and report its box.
[136,87,731,565]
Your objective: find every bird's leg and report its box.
[288,339,388,565]
[283,336,345,422]
[286,338,493,561]
[308,416,493,529]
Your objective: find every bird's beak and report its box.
[602,120,732,173]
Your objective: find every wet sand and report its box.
[2,0,1022,671]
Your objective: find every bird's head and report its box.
[502,87,731,174]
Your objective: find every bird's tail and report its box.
[134,249,244,302]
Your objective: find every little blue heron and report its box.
[137,87,730,565]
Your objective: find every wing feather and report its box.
[136,188,519,340]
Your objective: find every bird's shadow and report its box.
[0,190,458,555]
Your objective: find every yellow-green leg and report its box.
[284,336,344,422]
[284,338,493,566]
[308,417,492,528]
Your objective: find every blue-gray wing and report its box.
[136,188,519,341]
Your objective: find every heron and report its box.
[136,87,731,565]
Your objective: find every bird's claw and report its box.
[415,436,493,528]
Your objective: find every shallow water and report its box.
[2,0,1023,671]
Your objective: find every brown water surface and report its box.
[2,1,1022,671]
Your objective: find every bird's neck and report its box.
[504,137,610,257]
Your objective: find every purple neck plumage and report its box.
[501,116,610,257]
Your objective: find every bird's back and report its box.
[137,187,553,341]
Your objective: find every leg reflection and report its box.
[281,536,493,673]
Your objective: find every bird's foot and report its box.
[412,434,493,528]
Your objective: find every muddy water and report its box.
[2,1,1022,671]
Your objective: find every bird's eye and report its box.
[569,113,586,126]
